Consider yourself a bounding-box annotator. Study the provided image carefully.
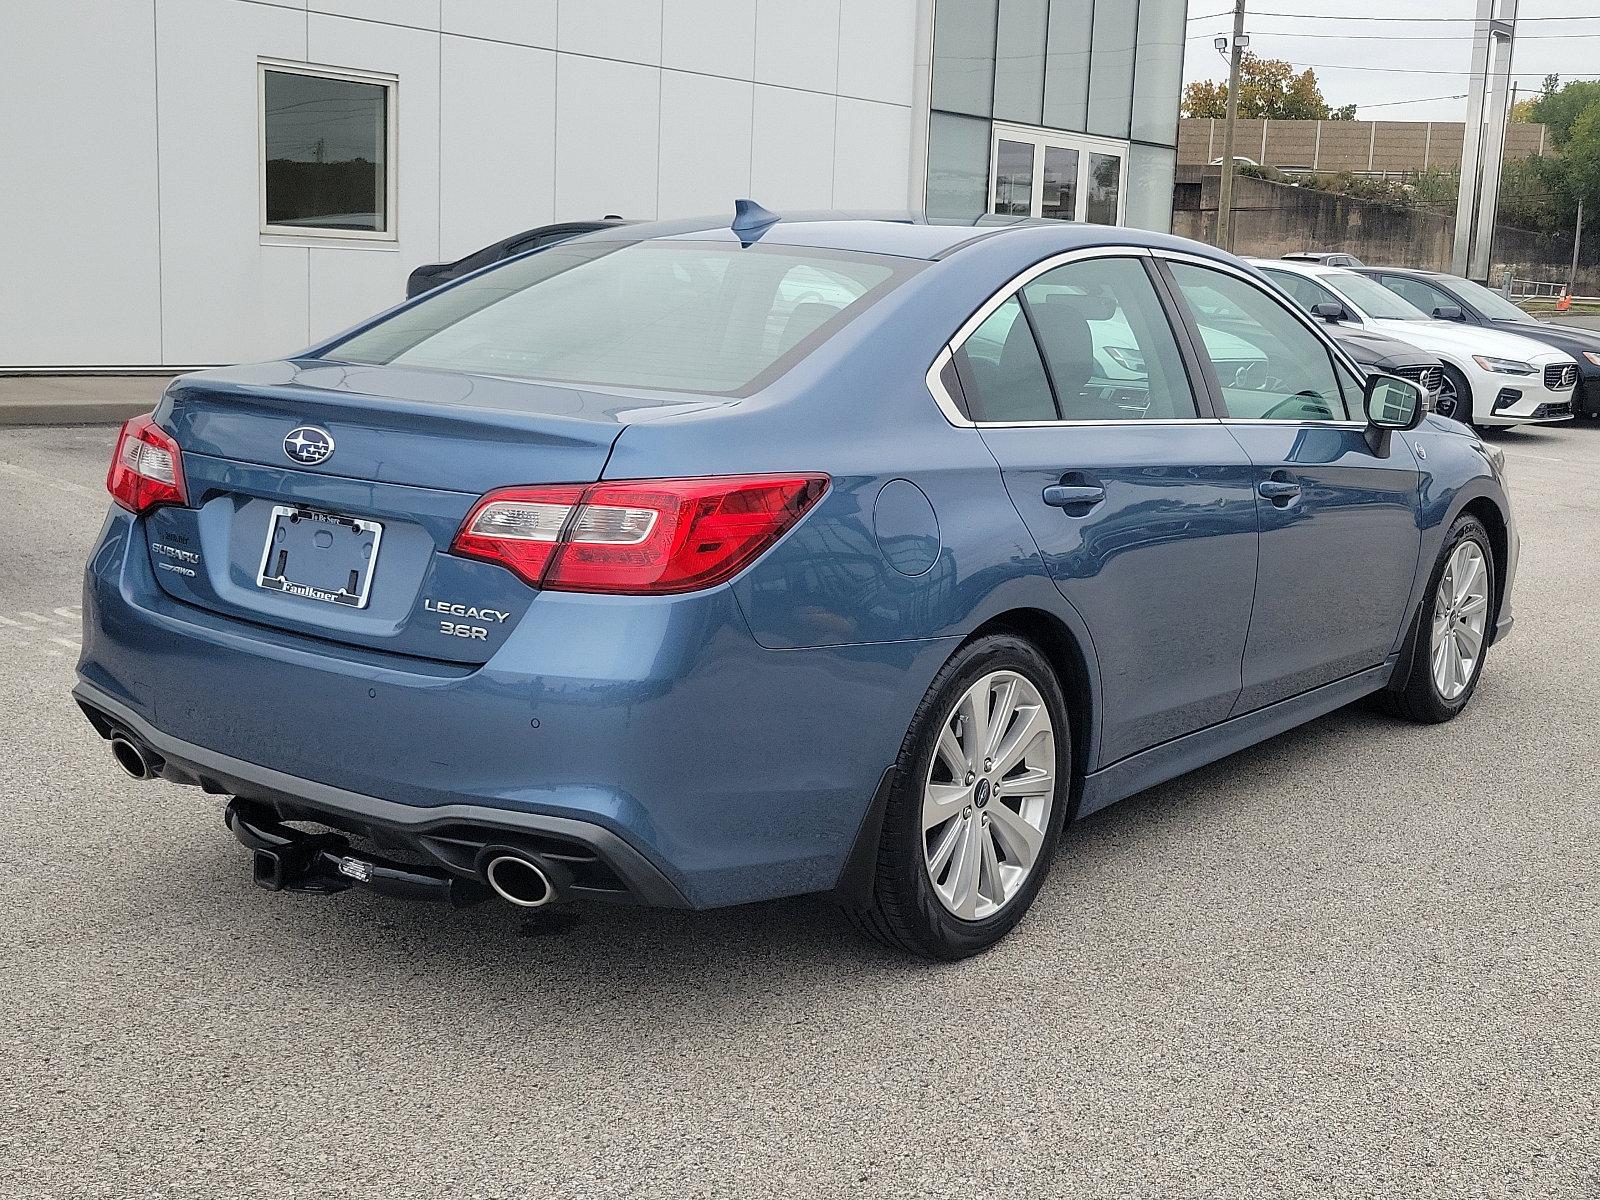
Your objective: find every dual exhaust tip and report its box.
[482,852,558,908]
[109,733,159,781]
[111,733,564,910]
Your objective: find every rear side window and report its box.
[952,296,1057,422]
[327,241,917,396]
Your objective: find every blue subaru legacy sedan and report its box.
[76,211,1516,959]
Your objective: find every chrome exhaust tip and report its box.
[109,734,153,781]
[484,854,556,908]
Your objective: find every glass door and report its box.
[988,124,1128,225]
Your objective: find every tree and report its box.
[1528,76,1600,148]
[1182,53,1353,121]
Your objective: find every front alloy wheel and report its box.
[1430,540,1490,701]
[921,671,1055,920]
[1379,513,1495,723]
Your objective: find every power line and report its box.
[1188,27,1600,42]
[1353,93,1470,110]
[1236,10,1600,22]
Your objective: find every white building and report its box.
[1,0,1187,371]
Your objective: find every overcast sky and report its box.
[1182,0,1599,122]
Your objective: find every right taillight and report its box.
[451,475,829,594]
[107,414,188,514]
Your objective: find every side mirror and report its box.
[1365,373,1426,431]
[1432,305,1465,322]
[1310,302,1347,322]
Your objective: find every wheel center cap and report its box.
[974,778,991,807]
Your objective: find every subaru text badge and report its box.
[283,426,335,465]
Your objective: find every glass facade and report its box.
[925,0,1187,232]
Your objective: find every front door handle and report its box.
[1257,479,1302,504]
[1042,484,1106,509]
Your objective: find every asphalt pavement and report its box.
[1,420,1597,1199]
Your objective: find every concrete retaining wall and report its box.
[1173,170,1600,293]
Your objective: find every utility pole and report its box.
[1216,0,1247,253]
[1452,0,1518,280]
[1570,198,1585,294]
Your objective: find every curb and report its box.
[0,399,158,427]
[0,376,174,427]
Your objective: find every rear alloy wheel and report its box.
[1380,515,1495,723]
[921,670,1055,920]
[845,635,1070,959]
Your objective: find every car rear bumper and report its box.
[77,508,943,909]
[75,679,690,906]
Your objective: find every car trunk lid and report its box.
[142,361,726,663]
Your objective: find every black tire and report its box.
[844,634,1071,960]
[1437,362,1475,428]
[1379,515,1496,723]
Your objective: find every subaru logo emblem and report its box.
[283,426,335,465]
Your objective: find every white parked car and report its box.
[1254,259,1578,428]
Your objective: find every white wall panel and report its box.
[308,245,408,343]
[155,0,309,364]
[838,0,918,105]
[750,86,835,209]
[316,0,439,32]
[439,36,556,258]
[832,99,913,210]
[661,0,756,79]
[657,72,753,219]
[441,0,556,47]
[305,13,440,342]
[554,57,660,220]
[0,0,162,366]
[558,0,662,65]
[754,0,840,94]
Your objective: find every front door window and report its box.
[989,125,1127,225]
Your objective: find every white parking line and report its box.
[0,457,99,498]
[0,604,82,658]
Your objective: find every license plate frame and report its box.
[254,505,384,609]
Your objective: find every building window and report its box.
[259,61,396,239]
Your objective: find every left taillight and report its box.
[451,474,830,594]
[107,414,188,514]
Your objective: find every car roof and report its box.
[1249,257,1354,279]
[1357,266,1452,280]
[573,211,1234,263]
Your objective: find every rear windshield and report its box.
[325,240,920,395]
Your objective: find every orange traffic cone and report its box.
[1557,289,1573,312]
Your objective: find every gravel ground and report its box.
[1,420,1596,1199]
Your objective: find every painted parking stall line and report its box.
[0,604,83,657]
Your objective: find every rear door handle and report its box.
[1257,479,1302,503]
[1042,484,1106,509]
